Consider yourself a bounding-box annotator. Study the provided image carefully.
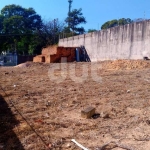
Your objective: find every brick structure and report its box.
[33,45,76,63]
[33,55,45,63]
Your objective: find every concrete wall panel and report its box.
[59,20,150,62]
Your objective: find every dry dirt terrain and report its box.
[1,60,150,150]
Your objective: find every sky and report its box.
[0,0,150,31]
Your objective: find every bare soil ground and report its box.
[1,60,150,150]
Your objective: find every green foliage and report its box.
[118,18,133,25]
[88,29,97,33]
[28,45,34,55]
[101,19,118,29]
[65,8,86,34]
[0,15,4,33]
[0,4,87,55]
[0,4,43,54]
[101,18,133,30]
[1,5,42,33]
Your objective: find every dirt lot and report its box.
[1,60,150,150]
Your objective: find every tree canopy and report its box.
[0,4,65,55]
[88,29,97,33]
[0,4,43,54]
[0,4,88,55]
[65,8,86,34]
[38,19,65,46]
[101,18,133,29]
[1,4,43,34]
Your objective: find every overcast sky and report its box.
[0,0,150,31]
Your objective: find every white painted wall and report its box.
[59,20,150,62]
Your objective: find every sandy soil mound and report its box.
[102,59,150,70]
[14,62,31,68]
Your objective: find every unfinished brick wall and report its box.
[33,46,76,63]
[33,55,45,63]
[42,45,58,55]
[68,49,76,62]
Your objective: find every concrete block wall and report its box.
[59,20,150,62]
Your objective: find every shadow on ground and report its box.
[0,94,24,150]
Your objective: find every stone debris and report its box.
[81,106,95,119]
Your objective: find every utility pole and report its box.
[68,0,73,28]
[68,0,73,15]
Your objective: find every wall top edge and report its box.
[59,20,150,41]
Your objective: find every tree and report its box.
[88,29,97,33]
[133,18,145,22]
[0,15,4,33]
[0,4,43,54]
[101,18,133,30]
[65,8,86,34]
[118,18,133,25]
[1,5,42,33]
[101,19,118,29]
[38,19,65,46]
